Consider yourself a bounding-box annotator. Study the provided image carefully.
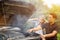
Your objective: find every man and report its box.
[41,13,58,40]
[28,13,58,40]
[35,16,46,35]
[27,17,46,40]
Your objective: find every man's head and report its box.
[39,15,45,24]
[48,13,57,23]
[40,18,45,24]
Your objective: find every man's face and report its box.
[48,15,55,23]
[39,18,45,23]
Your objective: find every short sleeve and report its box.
[54,25,58,31]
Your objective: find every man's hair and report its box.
[50,13,57,19]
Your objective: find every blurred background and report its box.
[0,0,60,40]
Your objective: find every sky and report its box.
[42,0,60,8]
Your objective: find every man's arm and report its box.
[33,25,42,31]
[27,25,42,32]
[43,30,57,38]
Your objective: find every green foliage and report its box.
[57,33,60,40]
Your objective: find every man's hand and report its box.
[40,35,46,40]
